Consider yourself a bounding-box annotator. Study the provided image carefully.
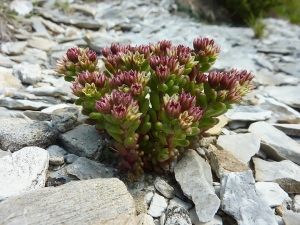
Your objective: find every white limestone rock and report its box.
[0,178,137,225]
[220,170,277,225]
[0,147,49,200]
[154,177,175,199]
[174,150,220,223]
[253,158,300,193]
[255,182,289,207]
[249,121,300,165]
[12,62,42,84]
[147,193,168,218]
[217,133,260,164]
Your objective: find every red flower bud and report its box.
[188,106,204,122]
[156,64,170,82]
[166,100,181,119]
[95,95,112,114]
[131,83,143,96]
[180,92,196,111]
[66,47,80,63]
[112,104,127,121]
[71,81,84,97]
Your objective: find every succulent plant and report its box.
[56,37,254,176]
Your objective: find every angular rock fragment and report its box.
[253,158,300,193]
[174,150,220,223]
[0,178,137,225]
[249,121,300,165]
[147,193,168,218]
[165,205,192,225]
[154,177,175,199]
[220,171,277,225]
[0,147,49,200]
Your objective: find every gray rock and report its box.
[225,105,272,122]
[0,71,23,94]
[154,177,175,199]
[294,195,300,212]
[272,124,300,137]
[51,107,79,133]
[253,158,300,193]
[41,18,65,34]
[42,104,72,113]
[0,178,137,225]
[148,193,168,218]
[279,62,300,77]
[59,124,104,160]
[255,182,289,207]
[12,62,42,84]
[137,213,155,225]
[10,0,33,16]
[165,205,192,225]
[0,149,11,158]
[0,147,49,200]
[174,150,220,223]
[0,54,16,68]
[169,197,192,211]
[208,149,250,178]
[26,85,66,97]
[132,191,147,215]
[217,133,260,164]
[276,215,285,225]
[27,36,58,51]
[253,56,274,71]
[264,86,300,109]
[30,19,50,38]
[282,211,300,225]
[66,157,113,180]
[0,117,57,152]
[189,208,222,225]
[1,41,27,55]
[64,154,79,164]
[23,110,52,121]
[0,97,54,110]
[220,170,277,225]
[46,145,66,166]
[248,122,300,165]
[253,69,299,86]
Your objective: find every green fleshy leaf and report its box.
[120,120,133,130]
[107,131,123,143]
[167,85,179,96]
[150,91,160,111]
[148,108,157,123]
[185,127,200,136]
[162,124,174,134]
[75,98,84,105]
[166,79,174,88]
[114,142,127,156]
[154,122,163,131]
[89,112,103,120]
[126,120,141,138]
[203,102,227,118]
[196,93,207,108]
[124,137,135,148]
[140,98,150,116]
[172,138,190,147]
[105,123,124,134]
[95,122,105,130]
[158,83,168,92]
[140,122,151,135]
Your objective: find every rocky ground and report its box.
[1,0,300,224]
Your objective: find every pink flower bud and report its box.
[95,95,112,114]
[86,49,97,62]
[77,71,94,85]
[66,47,80,63]
[131,83,143,96]
[112,104,127,121]
[156,64,170,82]
[188,106,204,122]
[180,92,196,111]
[71,81,84,97]
[166,100,181,119]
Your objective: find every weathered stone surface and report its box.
[64,154,79,164]
[0,71,23,94]
[0,97,53,110]
[165,205,192,225]
[147,193,168,218]
[59,124,104,160]
[217,133,260,164]
[249,122,300,165]
[0,117,58,152]
[10,0,33,16]
[46,145,66,166]
[12,62,42,84]
[0,147,49,200]
[253,158,300,193]
[51,107,79,133]
[0,149,11,158]
[0,178,137,225]
[189,208,222,225]
[220,171,277,225]
[264,86,300,109]
[253,69,299,86]
[137,213,155,225]
[27,36,58,51]
[255,182,289,207]
[225,105,272,122]
[169,197,192,211]
[1,41,27,55]
[272,123,300,137]
[132,191,147,215]
[282,211,300,225]
[154,177,175,199]
[208,150,250,178]
[174,150,220,222]
[294,195,300,212]
[66,157,114,180]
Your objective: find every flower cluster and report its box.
[56,37,254,177]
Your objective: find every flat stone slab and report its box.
[249,121,300,165]
[208,150,250,178]
[0,147,49,200]
[220,171,277,225]
[225,105,272,122]
[174,150,220,223]
[253,158,300,193]
[283,211,300,225]
[59,124,104,160]
[0,117,58,152]
[217,133,260,164]
[0,178,137,225]
[66,157,114,180]
[272,123,300,137]
[264,86,300,109]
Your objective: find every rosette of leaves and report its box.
[56,38,254,176]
